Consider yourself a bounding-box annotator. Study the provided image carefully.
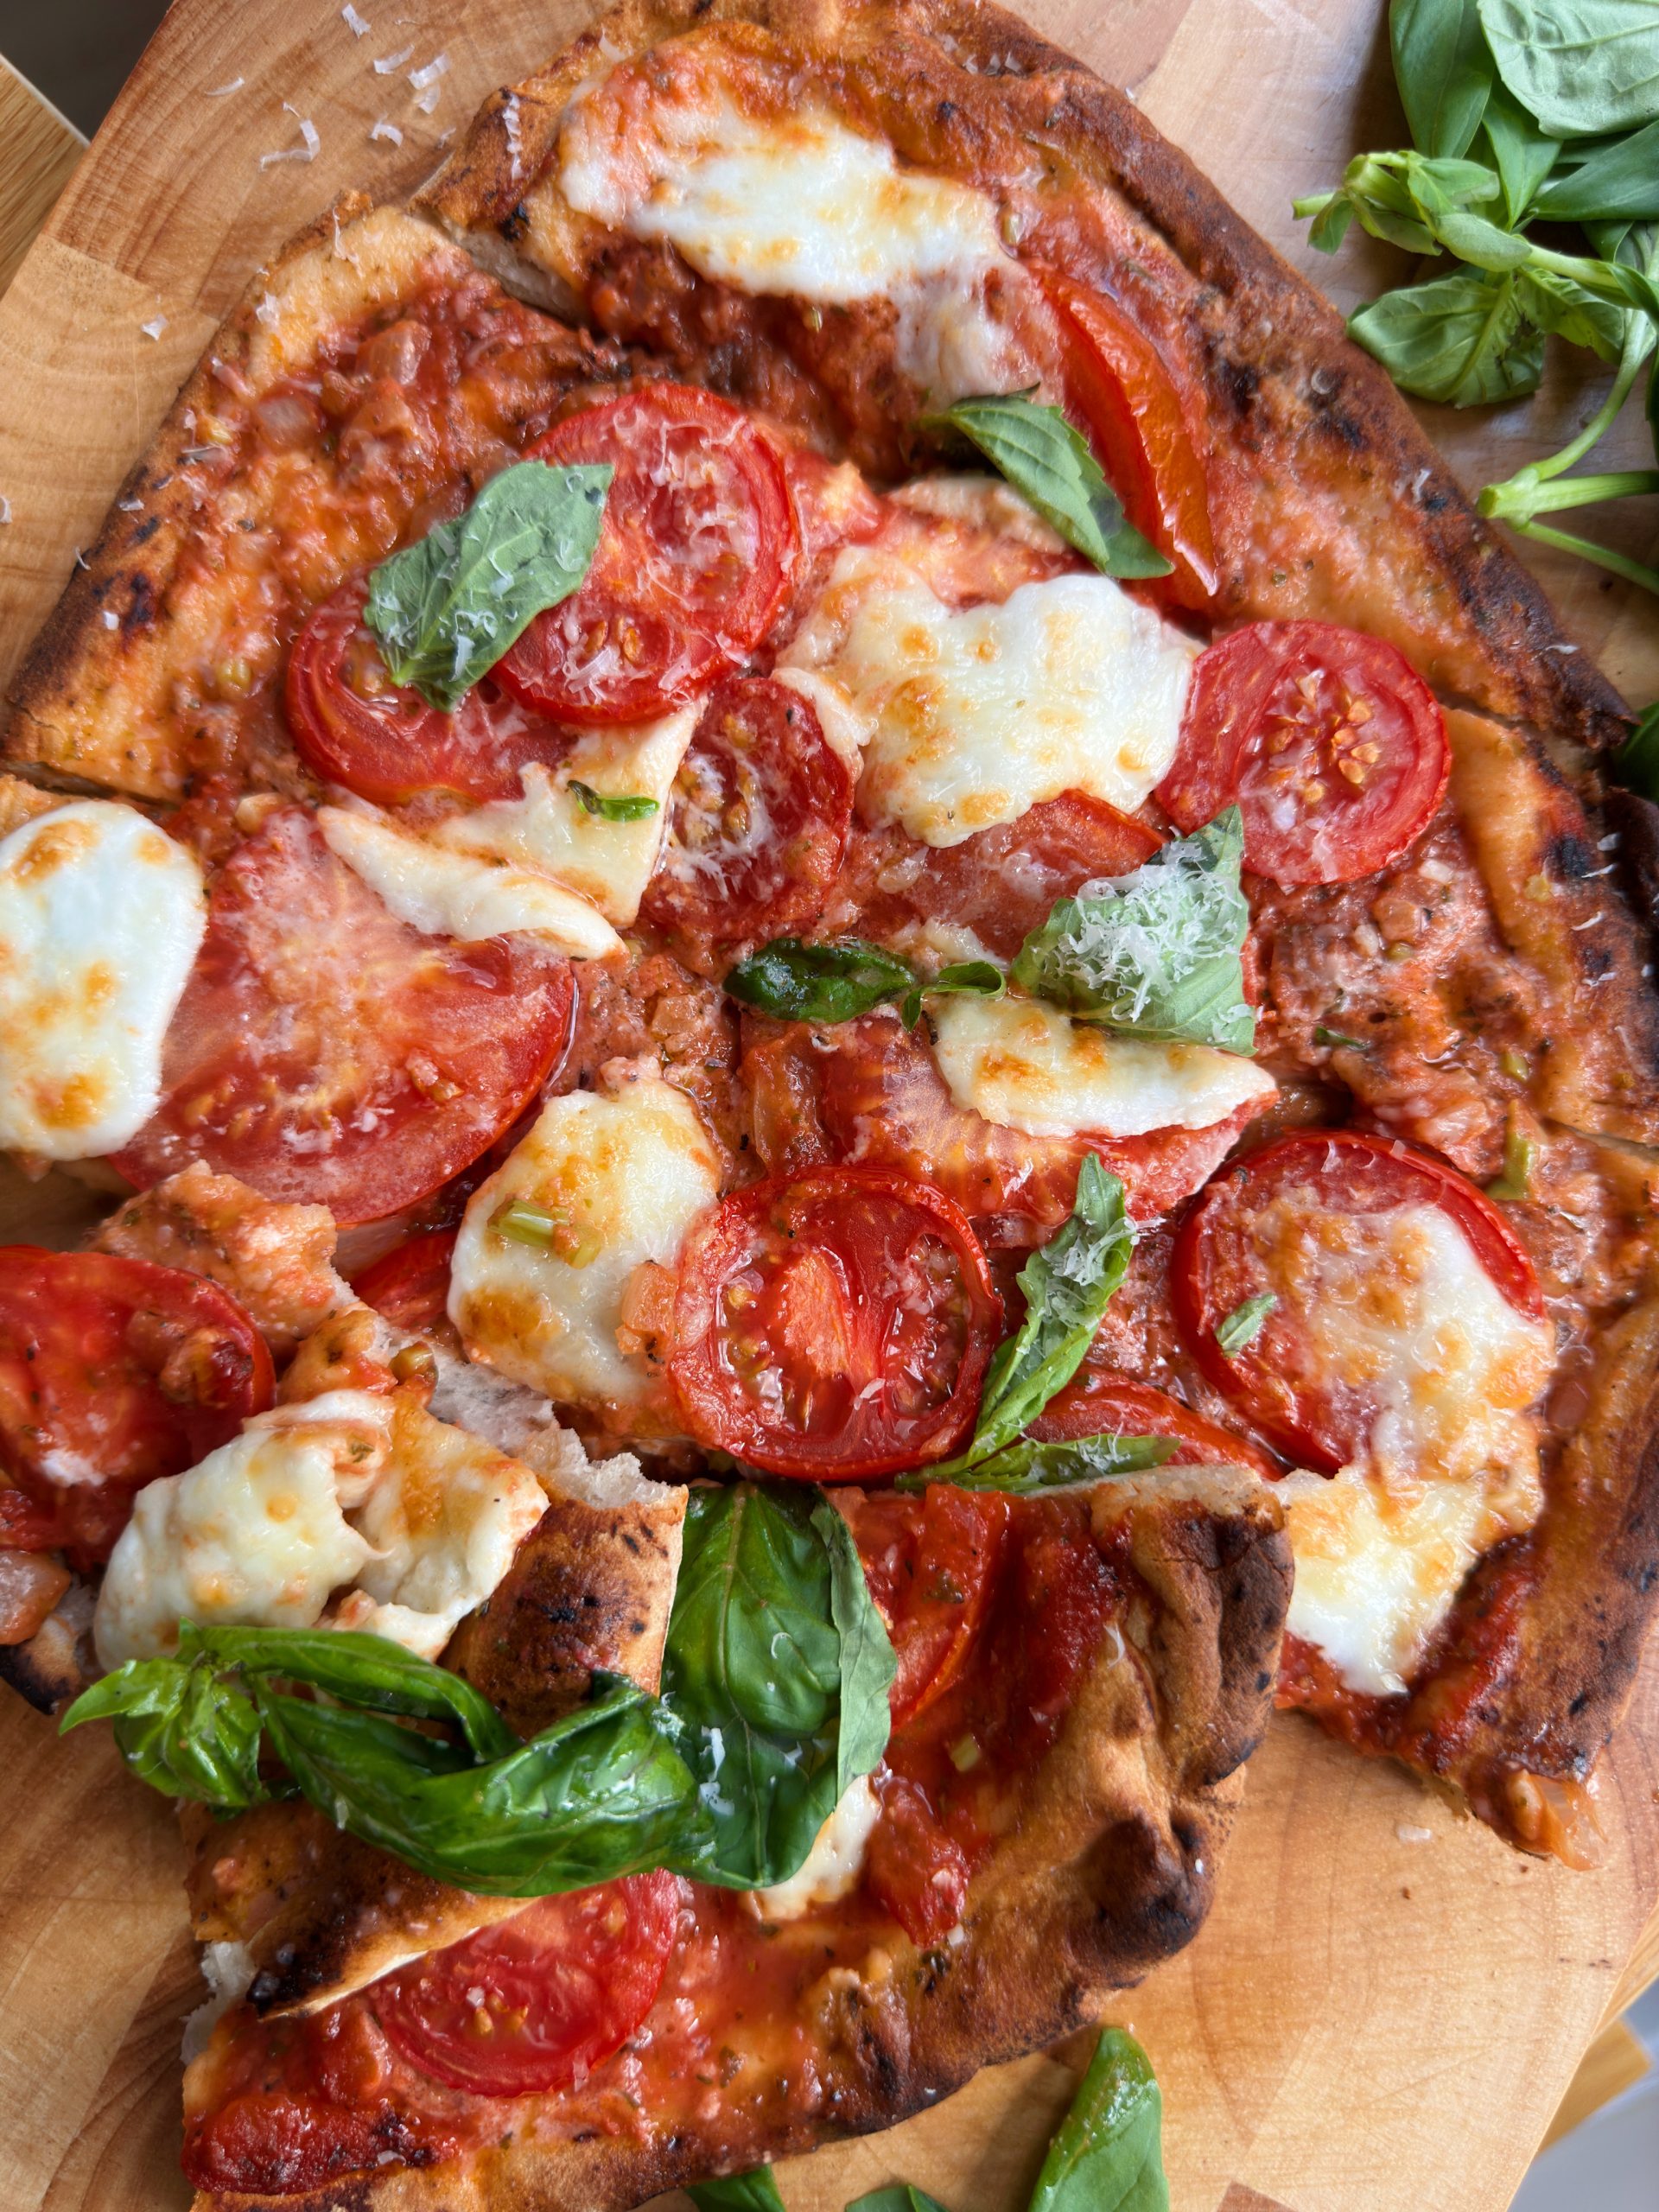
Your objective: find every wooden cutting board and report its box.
[2,5,1658,2210]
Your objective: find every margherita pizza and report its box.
[1,1,1657,2203]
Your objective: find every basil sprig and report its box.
[724,937,1003,1030]
[364,460,611,711]
[923,391,1171,580]
[64,1484,893,1899]
[1011,810,1255,1053]
[659,1486,894,1889]
[904,1158,1169,1493]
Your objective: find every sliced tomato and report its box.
[832,791,1160,964]
[375,1873,680,2098]
[840,1485,1009,1726]
[1172,1129,1546,1473]
[864,1775,971,1947]
[111,808,574,1225]
[495,385,801,724]
[639,675,854,955]
[817,1014,1266,1243]
[0,1549,71,1644]
[668,1166,1002,1479]
[1031,1371,1280,1482]
[284,579,572,804]
[0,1249,273,1561]
[1159,622,1450,888]
[348,1230,458,1333]
[1033,264,1217,607]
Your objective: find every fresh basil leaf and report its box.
[1313,1024,1370,1051]
[255,1675,698,1896]
[1349,270,1544,405]
[944,1156,1135,1472]
[1516,267,1627,358]
[1535,117,1659,221]
[65,1652,271,1808]
[1215,1294,1277,1357]
[899,1431,1175,1495]
[1028,2027,1169,2212]
[569,781,659,821]
[1012,810,1255,1052]
[725,938,918,1026]
[1650,346,1659,468]
[812,1499,897,1800]
[934,960,1006,1001]
[1392,0,1495,156]
[660,1484,886,1889]
[181,1622,518,1761]
[1297,190,1356,254]
[688,2172,789,2212]
[364,460,611,711]
[1477,0,1659,138]
[923,394,1172,580]
[847,2188,953,2212]
[1477,83,1562,224]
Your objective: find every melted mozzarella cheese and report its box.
[94,1394,387,1666]
[318,807,620,958]
[930,995,1274,1140]
[435,708,696,925]
[449,1078,722,1408]
[750,1776,882,1922]
[0,799,206,1159]
[781,550,1194,845]
[560,92,1027,401]
[1281,1469,1500,1699]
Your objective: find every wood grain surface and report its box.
[0,6,1657,2212]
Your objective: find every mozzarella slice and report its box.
[930,995,1274,1140]
[781,549,1194,845]
[331,1396,550,1660]
[318,807,620,958]
[94,1394,388,1666]
[559,92,1028,401]
[435,708,696,925]
[449,1077,722,1409]
[0,799,206,1160]
[1280,1469,1501,1699]
[750,1776,882,1922]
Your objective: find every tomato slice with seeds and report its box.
[639,674,854,955]
[112,808,575,1225]
[0,1249,273,1561]
[1034,264,1217,607]
[841,1486,1008,1726]
[1031,1370,1280,1482]
[865,1775,970,1946]
[494,385,801,725]
[1172,1129,1546,1473]
[668,1166,1002,1479]
[375,1873,681,2098]
[1159,622,1450,888]
[348,1229,457,1333]
[284,579,572,804]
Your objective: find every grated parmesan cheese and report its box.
[204,77,245,97]
[373,40,416,72]
[410,53,449,113]
[0,496,10,526]
[140,315,167,340]
[259,105,320,167]
[254,290,280,327]
[101,610,118,630]
[370,118,403,144]
[341,2,370,33]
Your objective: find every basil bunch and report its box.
[1011,810,1255,1053]
[902,1158,1173,1495]
[1295,0,1659,612]
[364,460,611,710]
[723,937,1002,1029]
[63,1484,893,1899]
[922,391,1172,580]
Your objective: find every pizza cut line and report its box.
[0,1,1657,2204]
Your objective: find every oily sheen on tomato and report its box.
[285,578,572,804]
[111,808,574,1224]
[494,385,801,723]
[1033,264,1217,607]
[1172,1128,1545,1471]
[668,1166,1001,1479]
[0,1249,272,1560]
[1030,1371,1281,1482]
[640,674,854,956]
[1160,621,1450,887]
[840,1484,1009,1726]
[348,1229,458,1333]
[375,1873,681,2097]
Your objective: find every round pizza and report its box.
[1,2,1656,2205]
